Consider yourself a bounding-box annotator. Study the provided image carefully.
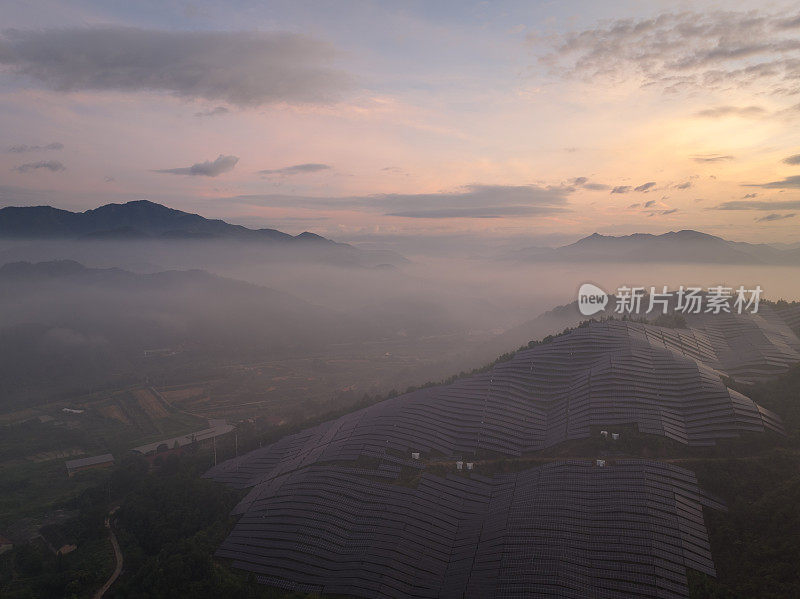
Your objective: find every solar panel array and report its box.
[684,305,800,382]
[207,320,786,492]
[774,302,800,334]
[206,315,798,598]
[568,301,800,384]
[211,460,720,599]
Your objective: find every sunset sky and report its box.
[2,0,800,247]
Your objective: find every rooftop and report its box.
[65,453,114,470]
[132,419,234,455]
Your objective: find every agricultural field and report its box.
[0,330,492,572]
[0,385,207,538]
[153,332,491,423]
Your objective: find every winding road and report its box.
[94,507,122,599]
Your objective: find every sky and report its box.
[1,0,800,248]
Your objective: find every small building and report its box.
[65,454,115,477]
[466,462,474,471]
[456,461,464,470]
[131,419,234,456]
[0,535,13,555]
[596,459,606,467]
[611,433,620,441]
[411,452,420,460]
[600,430,609,438]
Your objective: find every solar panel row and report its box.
[205,315,799,598]
[213,460,717,599]
[208,321,786,494]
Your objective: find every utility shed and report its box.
[65,454,115,477]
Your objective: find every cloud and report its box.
[693,105,766,118]
[13,160,65,173]
[381,184,570,218]
[646,208,678,217]
[0,27,351,106]
[539,11,800,96]
[258,163,332,176]
[693,154,734,163]
[571,176,609,191]
[675,181,692,189]
[644,199,656,208]
[716,199,800,210]
[385,206,560,219]
[227,183,571,219]
[8,142,63,153]
[756,212,795,222]
[611,185,631,194]
[783,154,800,165]
[194,106,229,118]
[155,154,238,177]
[743,175,800,189]
[634,181,656,192]
[775,103,800,119]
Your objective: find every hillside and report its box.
[3,302,800,599]
[0,200,407,268]
[0,261,374,407]
[0,200,311,242]
[509,230,800,265]
[204,311,800,598]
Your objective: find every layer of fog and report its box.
[2,238,799,334]
[2,238,799,408]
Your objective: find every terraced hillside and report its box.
[684,306,800,382]
[205,312,800,599]
[215,461,720,599]
[209,319,791,489]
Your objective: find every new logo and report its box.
[578,283,608,316]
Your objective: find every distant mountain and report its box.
[771,241,800,251]
[0,260,392,407]
[0,200,407,267]
[0,259,350,347]
[509,230,800,265]
[0,200,297,241]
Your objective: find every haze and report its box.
[2,3,800,599]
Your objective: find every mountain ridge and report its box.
[0,200,408,267]
[510,229,800,265]
[0,200,334,244]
